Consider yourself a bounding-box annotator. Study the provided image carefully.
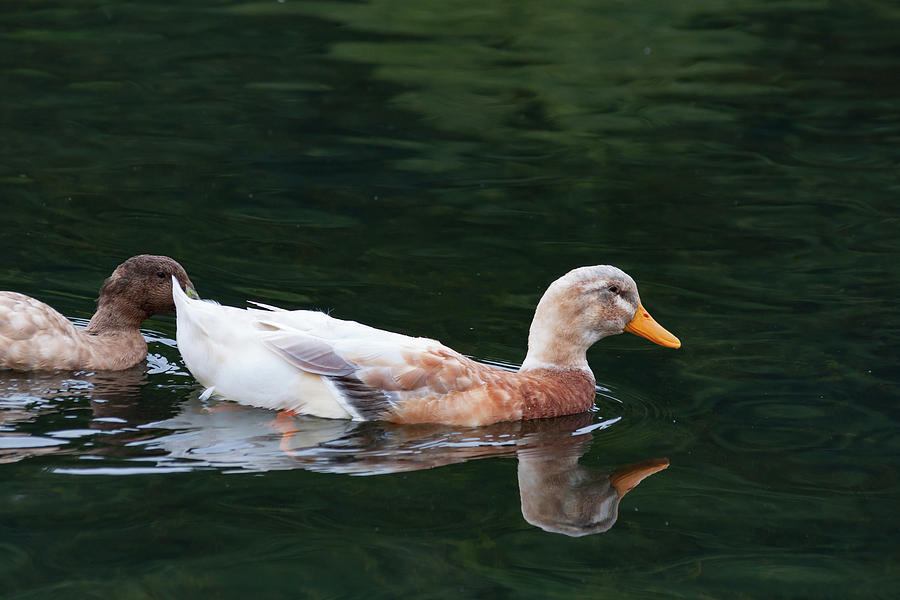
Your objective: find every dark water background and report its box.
[2,1,899,598]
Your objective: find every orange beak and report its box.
[610,458,670,497]
[624,302,681,348]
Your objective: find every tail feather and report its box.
[171,274,190,306]
[171,275,212,337]
[247,300,286,312]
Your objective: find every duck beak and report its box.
[624,303,681,348]
[175,275,200,300]
[610,458,670,497]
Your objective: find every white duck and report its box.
[173,265,680,427]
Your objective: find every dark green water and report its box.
[2,0,899,598]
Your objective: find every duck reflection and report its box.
[145,399,668,536]
[515,430,668,536]
[0,353,181,463]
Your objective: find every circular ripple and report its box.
[590,381,686,451]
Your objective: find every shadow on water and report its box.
[2,368,669,537]
[142,401,668,537]
[0,322,189,464]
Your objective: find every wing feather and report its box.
[256,317,494,421]
[261,327,356,376]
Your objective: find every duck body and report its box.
[174,265,680,427]
[0,255,195,371]
[0,292,146,370]
[175,297,596,425]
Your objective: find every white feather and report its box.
[173,281,442,419]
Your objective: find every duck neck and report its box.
[84,298,148,335]
[519,299,597,374]
[520,326,592,373]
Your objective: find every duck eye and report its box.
[157,271,166,279]
[608,285,619,294]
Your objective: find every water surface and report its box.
[1,1,899,598]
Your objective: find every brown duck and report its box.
[0,255,195,371]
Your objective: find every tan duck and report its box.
[174,265,680,426]
[0,255,196,371]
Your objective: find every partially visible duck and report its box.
[0,255,196,371]
[173,265,680,427]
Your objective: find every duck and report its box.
[173,265,680,427]
[0,255,196,371]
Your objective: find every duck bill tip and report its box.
[172,274,200,300]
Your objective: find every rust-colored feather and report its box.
[382,362,596,427]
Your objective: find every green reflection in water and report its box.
[1,0,900,598]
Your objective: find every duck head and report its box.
[520,265,680,372]
[86,255,196,332]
